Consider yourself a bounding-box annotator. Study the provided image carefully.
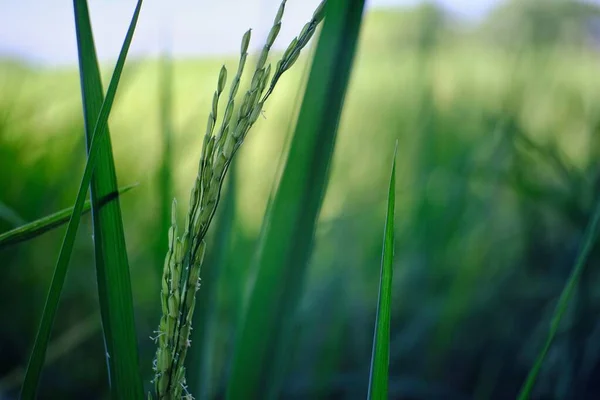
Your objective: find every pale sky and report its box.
[0,0,501,67]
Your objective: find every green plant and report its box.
[0,184,136,249]
[151,1,326,398]
[368,144,397,400]
[20,1,143,398]
[74,0,144,396]
[227,0,366,398]
[517,197,600,399]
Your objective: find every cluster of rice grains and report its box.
[151,1,326,398]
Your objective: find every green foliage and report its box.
[227,1,365,398]
[151,2,326,398]
[73,0,143,397]
[19,1,143,398]
[0,184,136,249]
[518,198,600,399]
[3,2,600,399]
[481,0,600,49]
[368,144,396,400]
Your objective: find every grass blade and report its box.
[367,144,397,400]
[0,184,137,249]
[73,0,144,397]
[227,1,366,398]
[517,198,600,400]
[20,2,143,398]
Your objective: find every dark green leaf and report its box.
[226,1,366,398]
[368,143,397,400]
[20,1,143,398]
[74,0,144,397]
[0,184,136,249]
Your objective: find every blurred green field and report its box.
[2,2,600,399]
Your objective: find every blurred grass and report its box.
[2,2,600,398]
[518,196,600,399]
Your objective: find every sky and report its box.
[0,0,502,67]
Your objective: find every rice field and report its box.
[1,1,600,399]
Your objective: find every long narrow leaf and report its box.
[367,144,397,400]
[227,1,366,398]
[0,184,136,249]
[517,198,600,400]
[73,0,144,397]
[20,2,143,398]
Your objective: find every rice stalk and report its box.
[151,2,327,398]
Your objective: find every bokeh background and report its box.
[2,0,600,398]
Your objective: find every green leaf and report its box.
[226,1,366,398]
[367,143,397,400]
[73,0,144,398]
[0,184,137,249]
[20,1,143,398]
[517,198,600,400]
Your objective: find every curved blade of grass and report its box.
[20,2,143,398]
[517,198,600,400]
[73,0,144,397]
[0,184,137,249]
[368,143,397,400]
[227,1,366,398]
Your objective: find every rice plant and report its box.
[20,1,143,398]
[6,1,599,399]
[368,144,397,400]
[150,1,326,398]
